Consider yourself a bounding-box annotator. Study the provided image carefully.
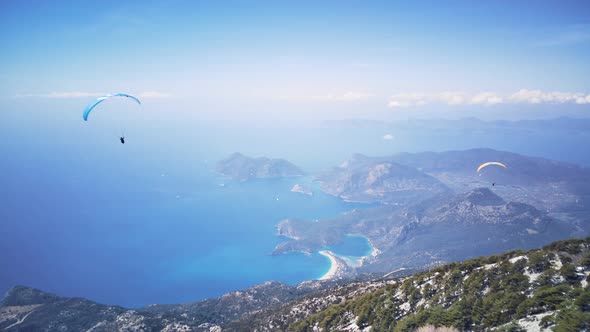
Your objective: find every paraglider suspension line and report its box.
[119,122,126,139]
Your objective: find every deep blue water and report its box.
[0,103,375,308]
[2,101,590,308]
[0,162,369,307]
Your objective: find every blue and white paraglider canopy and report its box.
[82,93,141,121]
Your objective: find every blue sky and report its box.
[4,1,590,307]
[1,0,590,120]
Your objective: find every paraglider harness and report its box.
[81,93,141,145]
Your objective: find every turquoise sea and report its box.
[2,102,590,308]
[0,103,374,308]
[0,160,371,307]
[326,234,374,257]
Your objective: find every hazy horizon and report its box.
[2,1,590,124]
[2,0,590,309]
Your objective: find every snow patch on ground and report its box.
[342,319,363,331]
[197,323,222,332]
[509,255,528,264]
[550,257,562,270]
[162,322,192,331]
[524,270,542,283]
[399,302,411,312]
[493,312,554,332]
[115,311,147,331]
[553,275,565,284]
[484,263,497,270]
[85,321,107,332]
[339,312,373,332]
[422,276,436,287]
[516,311,554,332]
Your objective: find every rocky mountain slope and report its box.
[233,238,590,332]
[317,148,590,212]
[275,187,581,272]
[0,279,351,332]
[274,149,590,274]
[1,239,588,331]
[389,148,590,213]
[3,148,589,331]
[215,153,304,180]
[317,153,449,204]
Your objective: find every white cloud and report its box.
[509,89,590,104]
[138,91,172,98]
[438,91,466,105]
[387,100,411,108]
[387,93,425,107]
[387,92,466,107]
[470,92,503,105]
[388,89,590,108]
[383,134,394,140]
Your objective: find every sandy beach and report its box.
[318,235,380,280]
[318,250,342,280]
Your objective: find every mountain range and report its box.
[275,149,589,275]
[2,238,588,331]
[2,148,590,331]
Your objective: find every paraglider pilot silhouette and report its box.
[476,162,507,187]
[82,93,141,144]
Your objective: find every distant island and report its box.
[290,184,312,196]
[215,152,304,180]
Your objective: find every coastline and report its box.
[291,183,313,196]
[344,234,379,257]
[316,235,381,280]
[366,236,381,257]
[318,250,341,280]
